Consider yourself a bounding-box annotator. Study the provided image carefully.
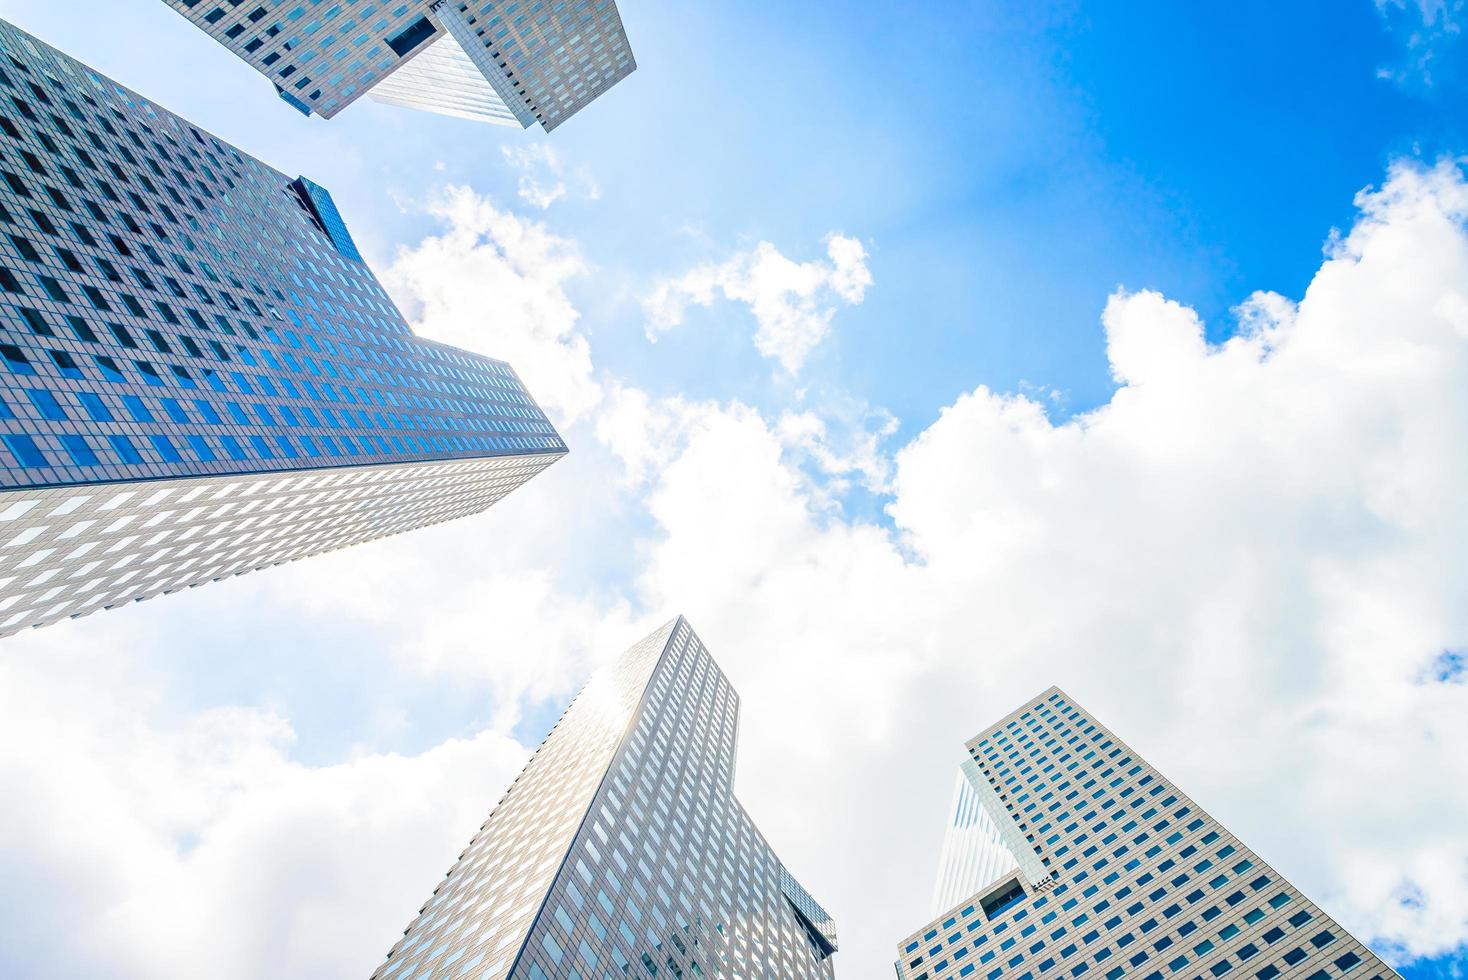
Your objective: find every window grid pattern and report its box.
[0,19,563,634]
[162,0,635,131]
[894,689,1400,980]
[450,0,636,132]
[0,452,552,636]
[0,18,564,491]
[375,617,838,980]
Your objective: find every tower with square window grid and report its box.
[373,617,838,980]
[894,688,1401,980]
[162,0,636,130]
[0,19,564,636]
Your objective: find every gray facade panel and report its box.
[0,453,555,636]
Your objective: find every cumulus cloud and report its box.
[0,633,531,980]
[2,161,1468,980]
[644,233,873,374]
[382,186,601,423]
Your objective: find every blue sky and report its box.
[17,1,1464,426]
[0,1,1464,978]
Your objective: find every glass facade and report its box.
[930,762,1022,919]
[365,30,524,128]
[894,689,1401,980]
[373,616,839,980]
[163,0,636,131]
[0,19,564,635]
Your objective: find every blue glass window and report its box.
[186,435,215,462]
[76,391,112,422]
[161,397,190,424]
[1,343,35,374]
[150,435,183,463]
[123,396,153,423]
[24,387,66,420]
[60,434,98,466]
[48,349,83,378]
[109,435,143,464]
[135,360,165,386]
[93,355,125,382]
[4,433,48,467]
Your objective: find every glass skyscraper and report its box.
[163,0,636,131]
[373,617,839,980]
[0,19,564,636]
[895,688,1401,980]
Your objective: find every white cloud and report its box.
[644,233,872,374]
[500,143,600,210]
[2,161,1467,980]
[1378,0,1462,30]
[634,160,1468,971]
[381,186,601,424]
[1375,0,1464,87]
[0,633,530,980]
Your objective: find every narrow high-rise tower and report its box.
[162,0,636,130]
[0,20,564,637]
[373,617,838,980]
[895,688,1401,980]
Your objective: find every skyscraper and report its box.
[895,688,1401,980]
[162,0,636,130]
[0,20,564,637]
[373,617,839,980]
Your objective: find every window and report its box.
[60,434,98,466]
[123,396,153,423]
[9,233,38,260]
[161,397,190,424]
[4,433,48,467]
[150,434,183,462]
[110,322,138,348]
[49,349,83,378]
[94,355,125,382]
[0,343,32,373]
[77,391,112,421]
[37,274,68,301]
[19,306,51,335]
[135,360,164,386]
[385,15,437,56]
[24,387,66,420]
[66,315,99,342]
[186,435,215,461]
